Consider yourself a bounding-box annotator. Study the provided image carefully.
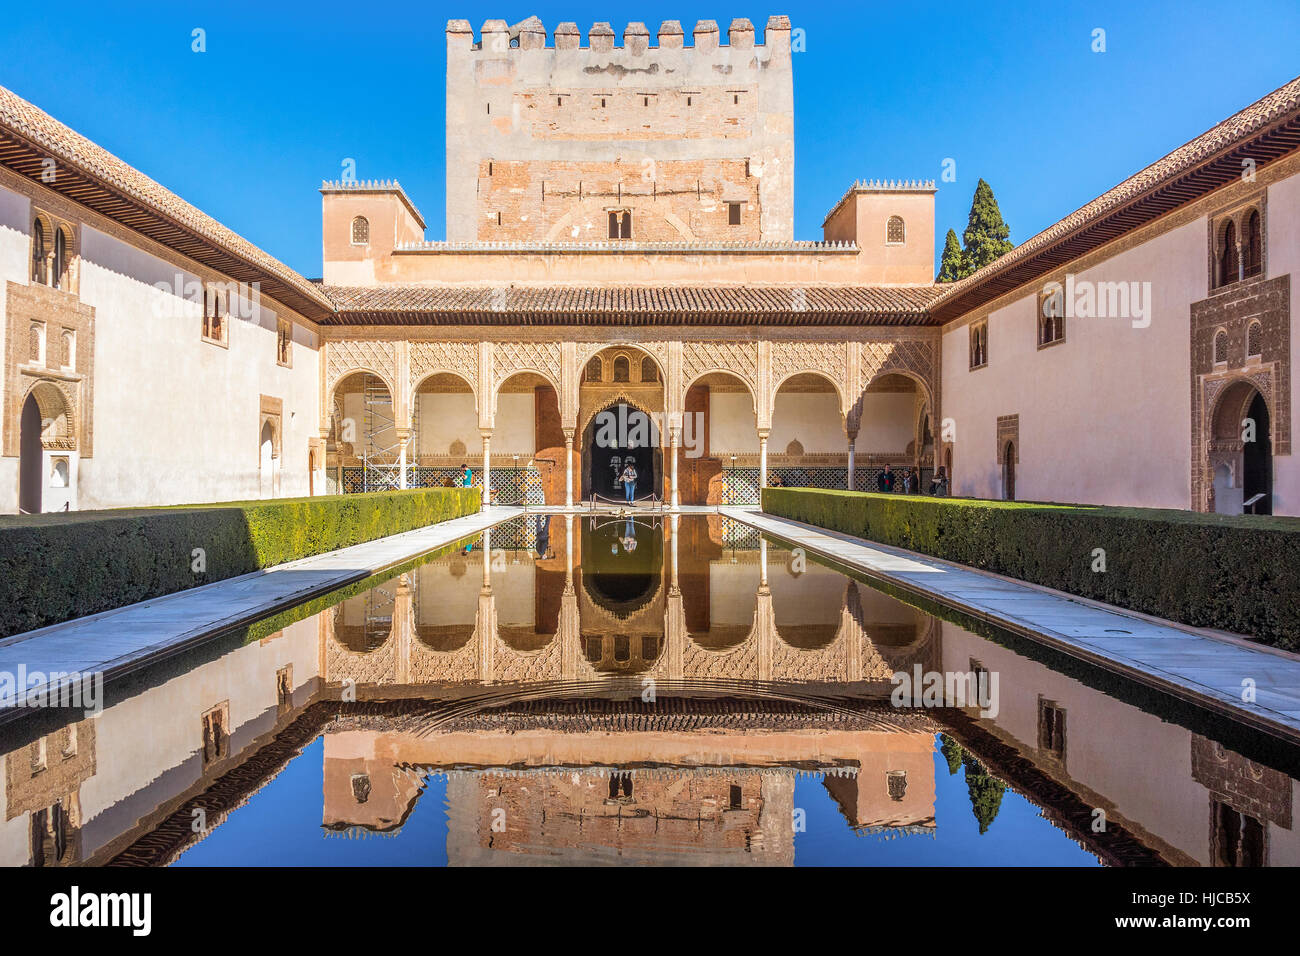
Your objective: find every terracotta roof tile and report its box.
[319,284,943,326]
[0,83,333,320]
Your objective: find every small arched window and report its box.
[886,216,905,244]
[1246,321,1263,359]
[1218,220,1238,287]
[351,216,369,245]
[31,219,47,284]
[640,356,658,382]
[1213,329,1229,365]
[61,330,75,371]
[585,357,602,382]
[52,227,68,290]
[1038,285,1064,347]
[613,355,631,382]
[28,324,44,364]
[1244,210,1262,278]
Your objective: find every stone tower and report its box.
[444,16,795,243]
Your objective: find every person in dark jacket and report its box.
[876,464,895,493]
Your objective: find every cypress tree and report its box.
[939,733,964,775]
[962,752,1006,835]
[936,229,964,282]
[960,178,1013,276]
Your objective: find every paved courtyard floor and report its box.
[0,506,521,718]
[722,507,1300,744]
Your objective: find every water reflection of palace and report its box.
[321,703,939,865]
[324,515,940,687]
[0,516,1296,866]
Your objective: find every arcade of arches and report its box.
[321,335,941,505]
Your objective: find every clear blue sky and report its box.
[2,0,1296,278]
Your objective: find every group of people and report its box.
[877,463,948,496]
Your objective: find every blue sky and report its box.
[1,0,1297,277]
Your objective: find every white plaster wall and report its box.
[708,391,759,454]
[941,218,1203,507]
[0,185,31,512]
[858,391,919,454]
[941,621,1300,865]
[491,392,536,455]
[768,391,844,453]
[74,226,321,508]
[1267,173,1300,515]
[416,391,480,457]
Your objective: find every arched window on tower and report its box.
[640,356,658,382]
[613,355,631,382]
[351,216,369,245]
[1218,220,1238,288]
[52,227,68,290]
[1247,321,1263,360]
[886,215,905,244]
[1244,209,1262,278]
[31,219,46,285]
[1213,329,1229,365]
[585,357,602,382]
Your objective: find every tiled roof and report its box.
[929,74,1300,322]
[320,284,943,326]
[0,84,334,322]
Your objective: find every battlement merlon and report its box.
[445,16,791,56]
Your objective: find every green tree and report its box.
[939,733,964,775]
[936,229,964,283]
[962,753,1006,835]
[960,178,1013,276]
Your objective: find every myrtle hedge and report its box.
[0,488,480,638]
[761,488,1300,649]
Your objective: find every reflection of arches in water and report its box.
[579,517,663,618]
[331,586,396,652]
[414,623,474,653]
[771,563,844,650]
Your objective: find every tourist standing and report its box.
[620,462,638,503]
[877,463,895,493]
[930,467,948,496]
[460,463,472,488]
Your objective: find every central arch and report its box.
[578,347,665,503]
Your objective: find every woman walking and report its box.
[619,462,638,504]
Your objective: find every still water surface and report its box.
[5,515,1296,866]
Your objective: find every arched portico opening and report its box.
[681,371,758,504]
[1210,380,1273,515]
[855,372,932,492]
[493,371,560,505]
[579,347,665,503]
[18,382,76,514]
[768,372,846,490]
[410,372,480,488]
[328,371,399,493]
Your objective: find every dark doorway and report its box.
[1002,442,1016,502]
[1242,391,1272,514]
[582,402,661,503]
[19,393,42,514]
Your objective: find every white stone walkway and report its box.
[722,507,1300,744]
[0,507,521,717]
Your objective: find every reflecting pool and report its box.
[3,514,1297,866]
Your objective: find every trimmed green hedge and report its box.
[762,488,1300,649]
[0,488,480,638]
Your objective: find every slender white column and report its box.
[760,537,768,587]
[397,429,409,490]
[758,431,768,494]
[847,437,856,491]
[671,426,681,509]
[481,430,492,507]
[564,430,574,508]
